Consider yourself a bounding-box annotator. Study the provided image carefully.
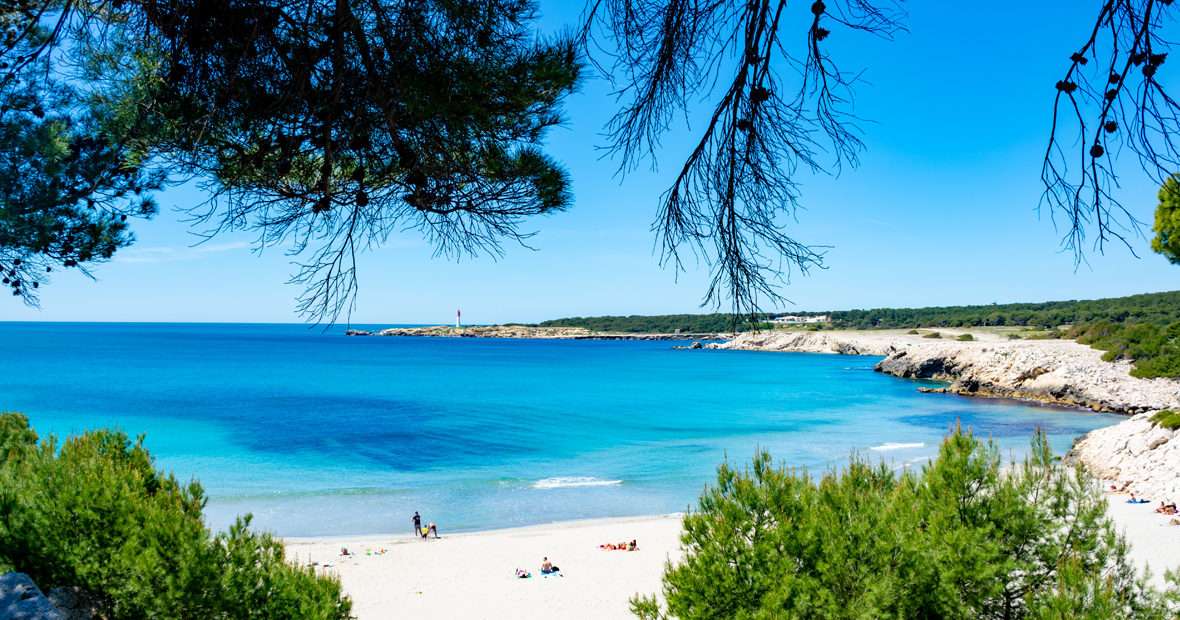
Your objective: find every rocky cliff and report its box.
[874,341,1180,414]
[1064,414,1180,503]
[718,331,904,355]
[722,330,1180,414]
[723,329,1180,503]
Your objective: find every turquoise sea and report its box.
[0,322,1123,536]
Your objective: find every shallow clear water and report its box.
[0,322,1123,536]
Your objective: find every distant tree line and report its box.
[540,291,1180,333]
[826,291,1180,330]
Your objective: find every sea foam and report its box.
[869,442,925,451]
[533,477,622,489]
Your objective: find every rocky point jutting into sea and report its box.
[719,329,1180,502]
[345,325,723,340]
[719,329,1180,414]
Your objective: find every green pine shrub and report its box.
[906,329,920,334]
[0,411,351,620]
[633,426,1177,620]
[1149,410,1180,430]
[957,333,975,341]
[923,332,941,339]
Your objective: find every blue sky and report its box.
[2,0,1177,325]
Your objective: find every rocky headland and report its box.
[718,330,1180,414]
[721,328,1180,502]
[1063,414,1180,502]
[345,325,726,340]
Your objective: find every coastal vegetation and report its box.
[634,426,1178,620]
[826,291,1180,330]
[1029,321,1180,379]
[1153,174,1180,265]
[1150,410,1180,430]
[542,291,1180,378]
[542,291,1180,333]
[0,411,351,620]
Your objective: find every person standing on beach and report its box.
[412,511,422,538]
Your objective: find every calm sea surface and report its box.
[0,322,1123,536]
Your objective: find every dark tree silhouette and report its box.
[0,0,164,305]
[1044,0,1180,264]
[5,0,1179,324]
[1,0,580,321]
[583,0,905,325]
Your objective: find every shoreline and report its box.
[280,504,1179,619]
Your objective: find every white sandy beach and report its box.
[283,502,1180,619]
[283,514,685,620]
[1107,495,1180,589]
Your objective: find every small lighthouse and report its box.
[456,309,461,328]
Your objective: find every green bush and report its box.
[1067,321,1180,379]
[957,333,974,341]
[0,412,351,620]
[906,329,920,335]
[1149,410,1180,429]
[633,426,1176,620]
[923,332,941,339]
[1007,333,1022,340]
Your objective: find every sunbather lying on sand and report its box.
[599,539,640,551]
[515,568,531,578]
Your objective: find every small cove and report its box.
[0,322,1124,536]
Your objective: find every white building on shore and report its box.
[771,315,829,324]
